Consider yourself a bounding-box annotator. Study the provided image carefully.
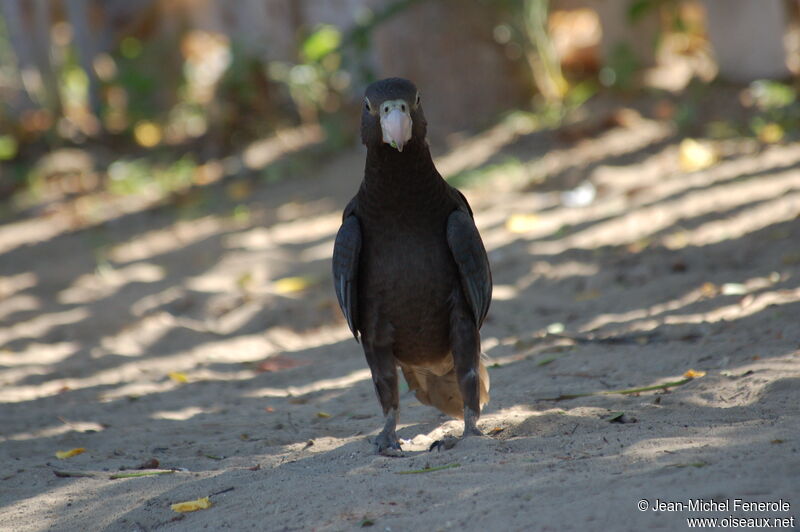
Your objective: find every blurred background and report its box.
[2,5,800,527]
[1,0,800,212]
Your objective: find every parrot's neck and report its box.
[362,139,445,209]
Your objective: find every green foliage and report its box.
[673,100,698,133]
[120,37,144,59]
[749,80,796,111]
[566,80,598,108]
[0,135,18,160]
[599,43,639,90]
[107,155,197,197]
[59,49,90,112]
[0,15,16,130]
[704,120,740,140]
[216,44,297,142]
[745,80,799,141]
[626,0,667,22]
[302,25,342,63]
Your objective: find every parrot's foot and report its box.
[429,408,483,451]
[375,430,403,457]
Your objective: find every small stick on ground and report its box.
[109,470,176,479]
[53,470,97,478]
[539,377,695,402]
[396,463,461,474]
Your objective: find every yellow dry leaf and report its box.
[133,121,162,148]
[700,282,718,298]
[316,411,331,419]
[168,372,189,383]
[626,238,651,254]
[56,447,86,459]
[273,276,313,294]
[505,214,540,234]
[679,138,718,172]
[664,231,689,250]
[236,271,254,291]
[683,369,706,379]
[758,123,784,144]
[170,497,212,513]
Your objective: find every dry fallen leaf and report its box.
[273,276,314,294]
[168,372,189,383]
[505,214,540,233]
[758,123,784,144]
[316,411,332,419]
[700,282,718,298]
[170,497,212,513]
[236,271,255,291]
[664,231,689,250]
[653,99,676,120]
[683,369,706,378]
[679,138,718,172]
[56,448,86,459]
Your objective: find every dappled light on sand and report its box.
[2,100,799,530]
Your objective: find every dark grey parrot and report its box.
[332,78,492,455]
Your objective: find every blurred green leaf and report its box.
[627,0,656,22]
[120,37,143,59]
[750,80,796,111]
[302,25,342,63]
[566,80,598,108]
[601,43,639,90]
[0,135,18,160]
[705,120,739,139]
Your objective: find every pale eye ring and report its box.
[415,92,420,106]
[364,98,371,112]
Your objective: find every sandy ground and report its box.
[1,104,799,531]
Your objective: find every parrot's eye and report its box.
[364,98,372,112]
[415,93,420,106]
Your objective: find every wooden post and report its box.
[65,0,102,120]
[701,0,790,82]
[32,0,63,115]
[0,0,38,114]
[369,0,529,140]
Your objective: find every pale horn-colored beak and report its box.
[379,100,412,152]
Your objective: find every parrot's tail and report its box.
[400,354,490,419]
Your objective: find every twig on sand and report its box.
[546,331,663,345]
[54,469,178,479]
[109,470,176,479]
[396,463,461,474]
[53,470,97,478]
[539,377,695,402]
